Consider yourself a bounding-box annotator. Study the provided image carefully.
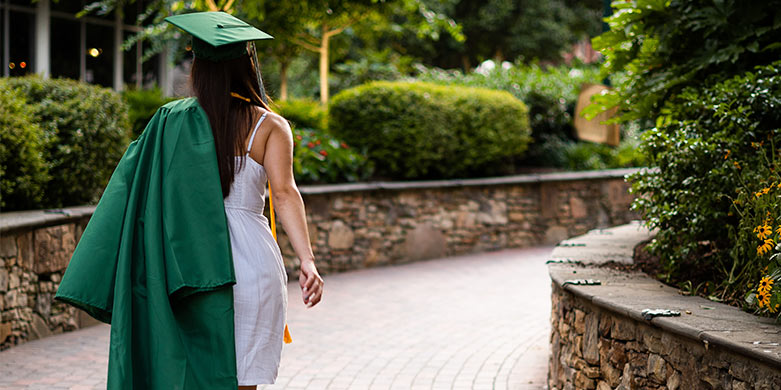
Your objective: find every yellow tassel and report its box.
[269,185,292,344]
[230,92,250,102]
[269,186,277,240]
[283,324,292,344]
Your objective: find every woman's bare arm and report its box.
[259,113,323,307]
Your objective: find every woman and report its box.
[186,16,325,388]
[55,11,322,389]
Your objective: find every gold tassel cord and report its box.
[230,92,250,102]
[269,185,293,344]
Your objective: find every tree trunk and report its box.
[461,54,471,73]
[494,48,504,63]
[279,60,289,101]
[319,24,330,105]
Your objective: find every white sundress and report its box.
[224,112,288,385]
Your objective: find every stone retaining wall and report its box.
[281,169,638,275]
[548,224,781,390]
[0,207,97,351]
[0,168,639,350]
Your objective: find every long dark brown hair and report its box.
[190,51,272,198]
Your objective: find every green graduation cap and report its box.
[165,11,273,62]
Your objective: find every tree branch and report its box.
[291,37,322,53]
[295,32,322,46]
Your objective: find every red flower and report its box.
[319,150,328,157]
[340,142,349,149]
[295,135,303,141]
[307,142,315,148]
[315,139,321,145]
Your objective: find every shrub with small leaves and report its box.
[6,76,131,208]
[0,81,50,210]
[293,128,373,184]
[630,62,781,307]
[330,81,531,180]
[273,98,328,132]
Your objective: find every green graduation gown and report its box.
[55,97,238,389]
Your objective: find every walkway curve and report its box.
[0,247,552,390]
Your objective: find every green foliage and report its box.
[272,98,328,131]
[293,128,374,184]
[0,81,50,210]
[5,76,132,208]
[731,152,781,318]
[589,0,781,123]
[329,81,531,179]
[543,137,646,171]
[630,62,781,305]
[416,62,601,166]
[415,0,603,68]
[122,87,176,139]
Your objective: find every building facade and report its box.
[1,0,173,94]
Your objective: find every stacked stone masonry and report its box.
[0,218,98,351]
[0,169,638,349]
[547,224,781,390]
[550,285,781,390]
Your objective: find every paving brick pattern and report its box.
[0,247,552,390]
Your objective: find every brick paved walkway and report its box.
[0,247,552,390]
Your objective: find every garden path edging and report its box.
[547,222,781,390]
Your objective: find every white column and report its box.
[113,11,123,91]
[79,21,86,81]
[3,1,9,77]
[34,0,50,78]
[158,44,173,96]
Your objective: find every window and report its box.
[85,23,113,86]
[7,10,33,76]
[50,16,79,79]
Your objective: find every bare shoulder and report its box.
[261,109,292,139]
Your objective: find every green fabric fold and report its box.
[55,97,238,389]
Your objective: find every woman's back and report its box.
[224,111,288,385]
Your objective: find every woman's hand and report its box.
[299,259,323,308]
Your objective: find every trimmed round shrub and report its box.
[6,76,131,208]
[0,81,50,210]
[329,81,531,179]
[273,98,328,131]
[122,87,176,139]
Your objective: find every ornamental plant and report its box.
[729,142,781,318]
[330,81,531,180]
[293,127,373,184]
[630,62,781,306]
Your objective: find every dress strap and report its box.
[246,112,268,154]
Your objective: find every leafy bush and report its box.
[544,137,646,171]
[293,128,374,184]
[630,62,781,306]
[415,62,601,166]
[272,98,328,131]
[6,76,131,208]
[0,82,49,210]
[122,87,175,138]
[329,81,531,180]
[590,0,781,123]
[731,150,781,318]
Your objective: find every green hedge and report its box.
[293,128,374,184]
[122,87,176,138]
[0,83,49,210]
[415,63,602,166]
[3,77,131,209]
[272,98,328,131]
[329,81,531,179]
